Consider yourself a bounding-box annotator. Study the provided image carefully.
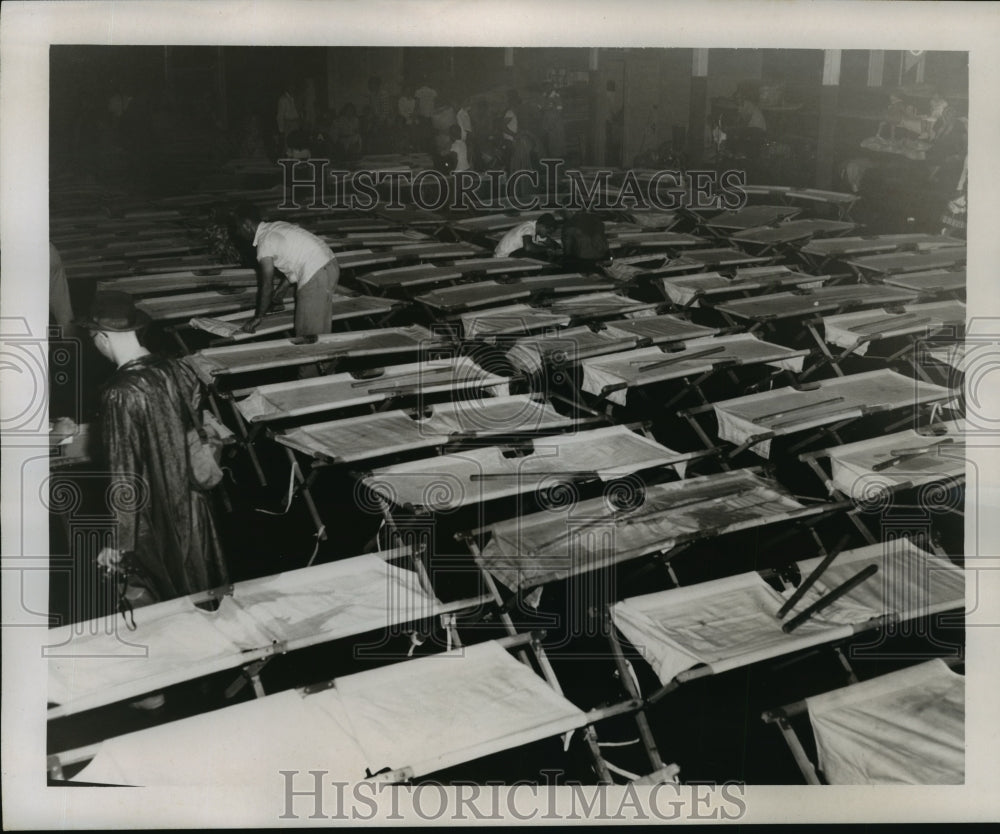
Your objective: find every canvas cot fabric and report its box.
[72,640,588,787]
[580,334,809,407]
[610,540,964,686]
[478,468,808,591]
[275,396,576,464]
[48,553,462,716]
[362,425,691,511]
[806,659,964,785]
[822,301,965,356]
[711,369,955,458]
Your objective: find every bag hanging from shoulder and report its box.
[178,377,225,490]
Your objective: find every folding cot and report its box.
[458,292,662,340]
[798,234,965,272]
[226,356,509,487]
[232,356,511,428]
[783,187,860,220]
[874,267,966,300]
[616,209,683,231]
[380,241,489,262]
[803,299,965,380]
[274,395,602,537]
[374,203,450,233]
[459,292,688,341]
[762,658,964,784]
[727,218,857,255]
[354,256,548,296]
[360,424,703,515]
[96,267,258,297]
[608,539,963,733]
[46,548,485,723]
[449,210,553,238]
[705,285,919,357]
[655,246,774,274]
[135,286,294,323]
[53,633,677,787]
[414,274,620,315]
[187,325,445,387]
[844,246,967,279]
[798,419,966,541]
[189,301,401,346]
[577,333,810,410]
[460,467,850,596]
[323,230,433,251]
[605,230,708,254]
[659,265,828,310]
[683,368,956,461]
[703,204,802,233]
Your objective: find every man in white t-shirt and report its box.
[493,214,558,259]
[232,202,340,340]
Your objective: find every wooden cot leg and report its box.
[773,717,823,785]
[228,398,268,487]
[606,618,667,772]
[283,447,327,541]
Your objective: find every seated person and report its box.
[493,213,559,259]
[560,211,611,272]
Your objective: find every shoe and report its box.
[129,693,166,711]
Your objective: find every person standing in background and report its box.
[276,82,300,153]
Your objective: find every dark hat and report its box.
[76,291,151,332]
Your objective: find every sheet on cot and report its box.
[187,325,440,382]
[822,300,966,355]
[878,269,966,295]
[47,552,463,717]
[96,268,258,296]
[478,468,813,591]
[815,419,966,497]
[71,640,588,786]
[709,284,918,323]
[805,658,964,784]
[362,425,693,511]
[799,234,966,260]
[275,396,580,464]
[660,266,827,307]
[415,274,618,313]
[845,247,967,275]
[580,334,809,407]
[136,287,293,321]
[234,357,511,424]
[728,219,857,247]
[610,539,963,686]
[188,296,400,341]
[711,368,955,458]
[704,205,802,231]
